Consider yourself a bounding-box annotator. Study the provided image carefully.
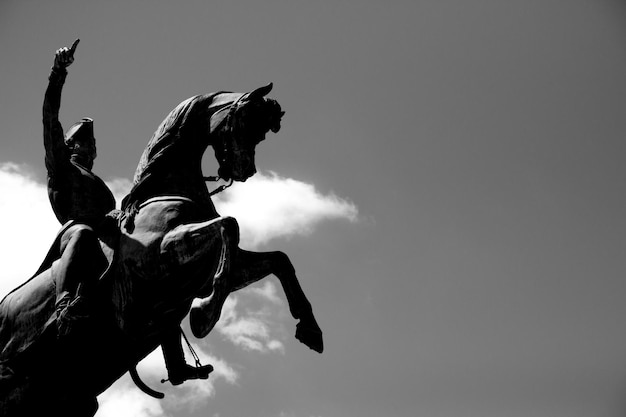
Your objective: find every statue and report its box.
[0,42,323,417]
[42,40,212,388]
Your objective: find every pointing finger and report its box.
[69,39,80,56]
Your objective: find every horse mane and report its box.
[121,91,244,211]
[133,93,219,184]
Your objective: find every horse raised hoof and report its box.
[189,295,224,338]
[295,319,323,353]
[189,305,222,338]
[168,363,214,386]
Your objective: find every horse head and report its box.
[123,84,284,211]
[210,83,285,182]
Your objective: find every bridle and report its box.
[204,176,233,196]
[203,93,250,196]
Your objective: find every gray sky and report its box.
[2,1,626,416]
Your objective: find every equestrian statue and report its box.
[0,41,323,417]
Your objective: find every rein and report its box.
[204,176,233,196]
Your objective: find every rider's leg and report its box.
[55,224,107,336]
[161,327,213,386]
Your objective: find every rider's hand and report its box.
[53,39,79,70]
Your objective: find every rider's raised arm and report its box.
[43,40,79,174]
[43,65,68,173]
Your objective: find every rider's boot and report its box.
[168,363,214,386]
[162,327,214,386]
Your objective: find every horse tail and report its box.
[129,366,165,399]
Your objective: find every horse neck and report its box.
[128,147,217,216]
[159,158,215,210]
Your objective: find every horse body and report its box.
[0,84,322,416]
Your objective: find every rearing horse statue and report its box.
[0,83,323,417]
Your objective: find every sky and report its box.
[1,1,626,416]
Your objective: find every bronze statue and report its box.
[0,43,322,417]
[41,40,212,389]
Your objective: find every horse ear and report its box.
[248,83,273,100]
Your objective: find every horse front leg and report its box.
[190,249,323,353]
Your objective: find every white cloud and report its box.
[0,163,60,297]
[96,377,166,417]
[215,292,286,354]
[105,177,134,207]
[267,339,285,352]
[214,171,358,248]
[246,281,283,304]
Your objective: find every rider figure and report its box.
[43,40,114,337]
[43,40,212,384]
